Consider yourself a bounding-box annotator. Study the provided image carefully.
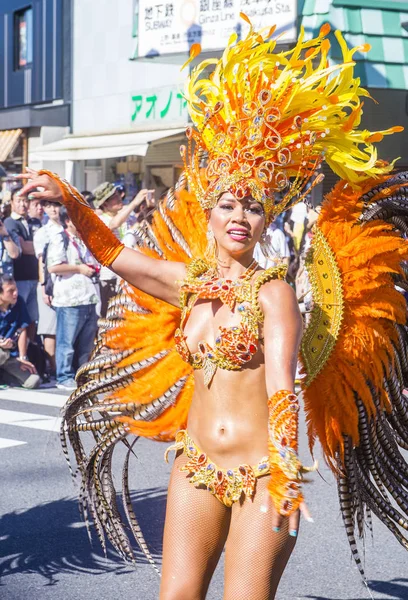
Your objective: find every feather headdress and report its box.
[181,13,401,220]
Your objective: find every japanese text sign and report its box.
[138,0,297,58]
[131,85,188,126]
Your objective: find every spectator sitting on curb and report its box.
[0,274,40,389]
[92,182,152,316]
[4,189,39,334]
[47,207,100,391]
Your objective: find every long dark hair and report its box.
[59,206,70,229]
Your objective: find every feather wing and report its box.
[61,180,207,565]
[301,171,408,580]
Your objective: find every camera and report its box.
[88,264,100,284]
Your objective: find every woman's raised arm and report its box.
[110,247,185,306]
[16,169,185,307]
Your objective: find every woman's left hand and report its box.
[268,495,313,538]
[13,168,63,204]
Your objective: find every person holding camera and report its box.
[0,274,40,389]
[91,182,153,316]
[46,207,99,390]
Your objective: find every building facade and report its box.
[0,0,71,181]
[2,0,405,198]
[31,0,190,195]
[300,0,408,197]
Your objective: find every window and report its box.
[14,7,33,70]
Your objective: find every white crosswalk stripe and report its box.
[0,388,68,408]
[0,388,67,448]
[0,408,62,432]
[0,437,27,449]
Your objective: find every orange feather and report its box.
[302,174,408,469]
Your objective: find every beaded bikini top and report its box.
[174,259,287,386]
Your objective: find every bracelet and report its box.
[19,355,28,361]
[267,390,317,516]
[2,235,10,241]
[267,390,303,515]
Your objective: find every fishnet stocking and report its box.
[160,452,231,600]
[224,475,297,600]
[160,454,296,600]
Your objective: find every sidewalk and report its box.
[0,382,71,396]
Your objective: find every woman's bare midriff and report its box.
[186,364,270,468]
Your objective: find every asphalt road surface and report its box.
[0,387,407,600]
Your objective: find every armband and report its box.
[267,390,308,516]
[38,170,124,267]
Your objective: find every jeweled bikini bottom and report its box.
[165,429,270,508]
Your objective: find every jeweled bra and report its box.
[174,259,287,385]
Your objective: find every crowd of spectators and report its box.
[0,182,153,391]
[0,178,315,392]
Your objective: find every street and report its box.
[0,387,407,600]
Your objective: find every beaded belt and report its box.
[165,430,269,507]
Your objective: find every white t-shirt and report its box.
[47,232,99,308]
[33,220,64,258]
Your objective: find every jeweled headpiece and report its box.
[181,14,401,221]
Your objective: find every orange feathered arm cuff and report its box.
[39,170,124,267]
[267,390,304,516]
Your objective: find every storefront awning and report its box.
[30,128,186,161]
[0,129,23,162]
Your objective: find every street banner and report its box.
[137,0,297,58]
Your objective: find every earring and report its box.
[206,226,217,265]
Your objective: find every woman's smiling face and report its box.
[209,192,266,258]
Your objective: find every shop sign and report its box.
[137,0,297,58]
[131,85,188,126]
